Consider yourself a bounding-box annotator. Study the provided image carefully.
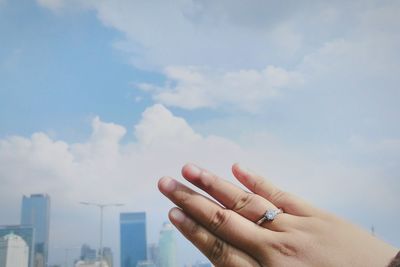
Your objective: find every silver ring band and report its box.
[257,208,283,225]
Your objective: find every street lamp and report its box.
[79,202,124,267]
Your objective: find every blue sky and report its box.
[1,1,400,266]
[0,0,162,140]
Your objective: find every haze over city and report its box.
[1,0,399,267]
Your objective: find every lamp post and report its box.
[79,202,124,267]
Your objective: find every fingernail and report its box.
[169,208,186,224]
[159,177,177,193]
[237,163,248,172]
[187,164,201,177]
[236,163,252,177]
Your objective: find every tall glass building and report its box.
[158,222,177,267]
[21,194,50,267]
[120,212,147,267]
[0,225,35,267]
[102,247,113,267]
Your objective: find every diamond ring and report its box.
[256,208,283,225]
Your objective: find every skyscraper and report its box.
[120,212,147,267]
[147,243,159,267]
[0,225,35,267]
[0,233,30,267]
[158,222,177,267]
[21,194,50,267]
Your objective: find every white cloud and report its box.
[1,105,399,257]
[0,104,244,264]
[36,1,400,115]
[97,0,400,116]
[134,104,202,146]
[140,65,303,112]
[38,0,312,69]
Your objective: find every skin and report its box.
[158,163,399,267]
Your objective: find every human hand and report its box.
[158,163,398,267]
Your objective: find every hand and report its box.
[158,163,398,267]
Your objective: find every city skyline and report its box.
[0,193,207,267]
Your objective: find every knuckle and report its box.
[175,190,194,207]
[189,220,201,236]
[208,238,228,265]
[208,209,231,233]
[230,193,254,212]
[176,192,190,205]
[271,240,297,257]
[199,170,216,190]
[253,179,266,195]
[269,189,287,204]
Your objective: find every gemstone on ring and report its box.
[257,208,283,225]
[265,209,281,221]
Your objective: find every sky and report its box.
[0,0,400,266]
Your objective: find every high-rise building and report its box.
[120,212,147,267]
[147,243,158,267]
[80,244,97,261]
[0,233,30,267]
[136,260,156,267]
[21,194,50,267]
[158,222,177,267]
[0,225,35,267]
[102,247,113,267]
[74,260,109,267]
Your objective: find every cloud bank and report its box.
[1,105,399,254]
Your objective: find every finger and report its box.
[182,163,297,231]
[169,208,261,267]
[158,176,276,255]
[232,163,316,217]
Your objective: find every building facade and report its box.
[21,194,50,267]
[101,247,113,267]
[136,260,156,267]
[0,225,35,267]
[74,260,109,267]
[0,233,30,267]
[80,244,97,262]
[158,222,177,267]
[147,243,159,267]
[120,212,147,267]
